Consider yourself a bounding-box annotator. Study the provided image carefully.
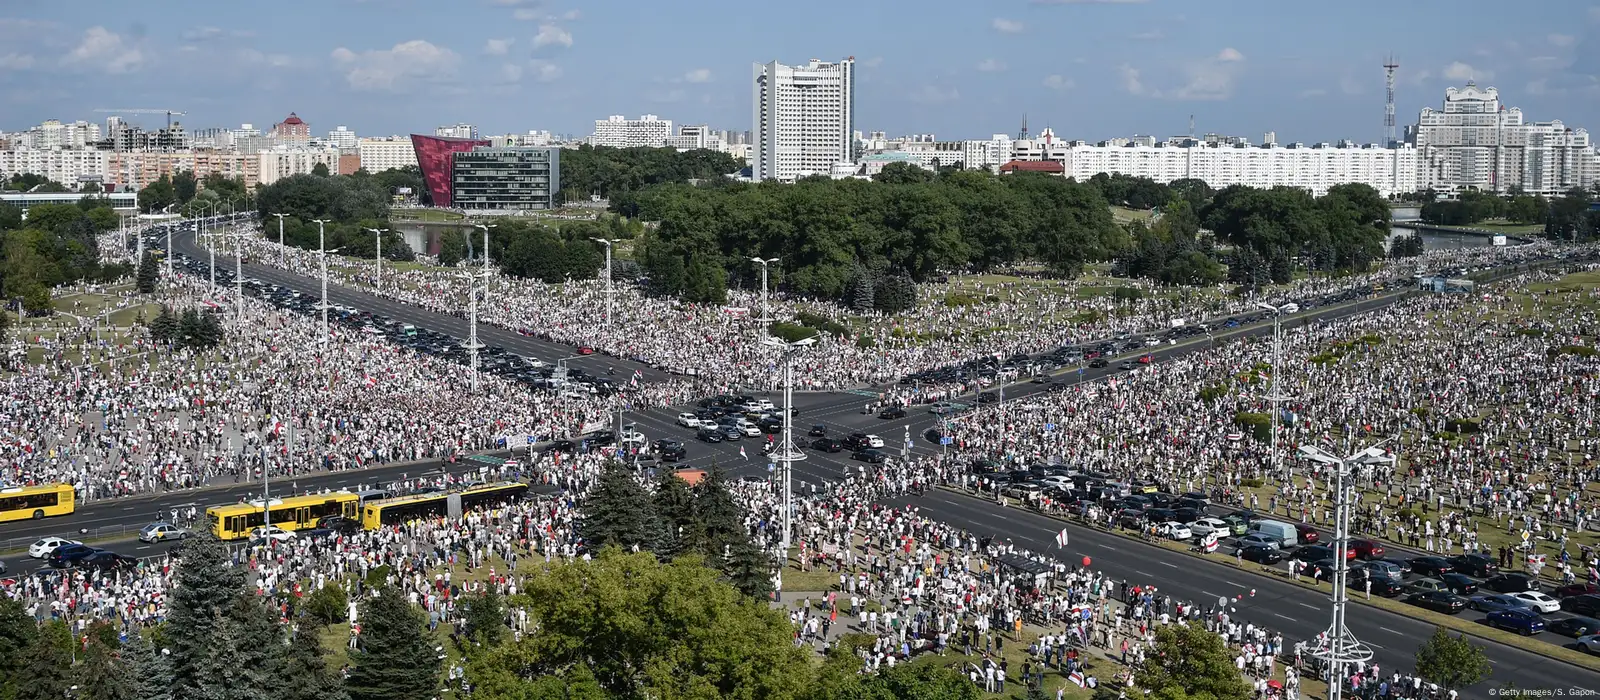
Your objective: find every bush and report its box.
[1070,310,1101,324]
[943,292,982,307]
[1310,352,1340,366]
[855,334,876,349]
[768,321,817,344]
[304,583,349,626]
[1233,411,1271,441]
[1197,384,1229,402]
[794,311,848,337]
[1443,418,1482,434]
[1240,478,1265,489]
[1111,286,1144,302]
[365,565,393,589]
[1554,344,1597,358]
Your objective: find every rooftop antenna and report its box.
[1018,113,1029,140]
[1384,54,1399,147]
[1188,114,1195,139]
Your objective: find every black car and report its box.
[756,416,784,434]
[48,544,101,568]
[852,449,887,464]
[1239,545,1283,564]
[976,392,998,404]
[809,438,844,453]
[696,427,724,443]
[1363,578,1408,597]
[1439,572,1479,595]
[807,424,828,437]
[1482,573,1539,593]
[1407,556,1454,577]
[1560,594,1600,617]
[1548,615,1600,638]
[1089,358,1109,368]
[654,439,687,461]
[316,516,363,534]
[877,406,907,419]
[78,551,139,572]
[923,428,944,444]
[844,432,872,451]
[1448,554,1499,577]
[1406,590,1469,614]
[1031,374,1053,384]
[714,425,743,441]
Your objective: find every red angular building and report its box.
[410,134,490,207]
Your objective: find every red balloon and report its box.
[1082,556,1092,567]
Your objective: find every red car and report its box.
[1138,354,1153,364]
[577,346,595,355]
[1295,523,1320,545]
[1553,582,1600,598]
[1350,539,1385,560]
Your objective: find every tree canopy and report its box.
[0,198,128,315]
[562,145,743,203]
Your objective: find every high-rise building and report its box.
[257,146,341,185]
[451,146,560,211]
[751,57,855,181]
[491,130,554,147]
[435,123,479,140]
[327,125,358,150]
[588,115,672,148]
[271,113,310,144]
[358,136,419,172]
[1412,81,1599,196]
[410,134,491,207]
[0,148,111,187]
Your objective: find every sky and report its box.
[2,0,1598,144]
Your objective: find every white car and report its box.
[1510,590,1562,613]
[866,434,885,449]
[28,537,81,559]
[1157,522,1193,540]
[676,412,703,428]
[1188,517,1230,538]
[738,421,762,438]
[1040,475,1074,490]
[620,430,647,446]
[250,526,296,543]
[929,402,957,415]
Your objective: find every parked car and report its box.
[47,544,101,568]
[1554,583,1600,598]
[1577,634,1600,654]
[1548,616,1600,638]
[78,551,139,572]
[1404,578,1451,596]
[1407,556,1455,577]
[1235,534,1281,552]
[315,516,363,534]
[28,537,82,559]
[1156,522,1192,540]
[1406,590,1468,614]
[807,424,828,437]
[1439,573,1480,595]
[1508,590,1562,613]
[1294,523,1320,545]
[1482,573,1540,593]
[696,426,724,443]
[1239,544,1284,564]
[1448,554,1499,577]
[1349,539,1385,560]
[1486,608,1546,636]
[1563,595,1600,617]
[1188,517,1230,538]
[851,449,888,464]
[1469,593,1532,613]
[138,522,188,543]
[877,406,907,419]
[654,439,687,461]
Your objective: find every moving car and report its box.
[315,516,363,534]
[48,544,101,568]
[1486,608,1545,636]
[138,522,188,543]
[809,438,844,453]
[851,449,888,464]
[1406,590,1469,614]
[865,434,885,449]
[675,412,704,428]
[928,402,957,416]
[653,439,687,461]
[79,551,139,572]
[807,424,828,437]
[28,537,82,559]
[250,526,296,543]
[877,406,906,419]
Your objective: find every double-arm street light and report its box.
[271,213,288,265]
[312,219,337,344]
[591,238,614,328]
[458,268,491,393]
[364,227,389,291]
[472,223,495,309]
[761,334,816,557]
[1258,302,1290,478]
[1298,439,1392,700]
[750,257,779,325]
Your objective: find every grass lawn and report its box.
[1469,220,1544,235]
[391,209,465,223]
[1110,206,1154,224]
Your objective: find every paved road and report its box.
[885,489,1595,693]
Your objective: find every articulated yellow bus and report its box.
[360,482,529,529]
[207,492,360,541]
[0,483,76,523]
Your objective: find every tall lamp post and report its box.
[750,257,779,325]
[1298,440,1391,700]
[312,219,335,344]
[196,201,219,289]
[1258,302,1289,479]
[473,223,495,309]
[761,335,816,556]
[271,213,288,265]
[364,227,389,291]
[458,268,490,392]
[215,229,251,324]
[591,238,614,328]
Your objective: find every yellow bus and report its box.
[0,483,76,523]
[360,482,529,529]
[207,491,360,541]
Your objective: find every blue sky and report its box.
[2,0,1597,144]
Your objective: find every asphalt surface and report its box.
[883,489,1597,693]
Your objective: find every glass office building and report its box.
[449,146,560,211]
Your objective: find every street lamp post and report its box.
[473,223,495,309]
[214,230,251,324]
[458,269,488,392]
[750,257,779,325]
[591,238,614,328]
[1298,440,1391,700]
[364,228,389,291]
[271,213,288,266]
[313,219,334,344]
[1258,302,1289,479]
[761,335,816,557]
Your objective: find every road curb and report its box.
[938,486,1600,673]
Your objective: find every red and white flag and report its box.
[1054,528,1069,548]
[363,374,376,388]
[739,445,748,461]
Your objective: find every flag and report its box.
[363,374,376,388]
[1054,528,1069,548]
[1069,672,1086,688]
[632,369,642,388]
[1202,532,1219,553]
[740,445,748,461]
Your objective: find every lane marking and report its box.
[1201,590,1221,599]
[1367,642,1384,650]
[1273,613,1294,621]
[1225,580,1244,587]
[1133,570,1153,577]
[1379,627,1402,635]
[1094,543,1115,550]
[1299,603,1319,611]
[1161,562,1179,568]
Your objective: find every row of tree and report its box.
[147,304,225,349]
[559,145,743,203]
[0,197,129,314]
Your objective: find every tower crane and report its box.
[94,108,187,131]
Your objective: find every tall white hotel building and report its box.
[752,57,855,182]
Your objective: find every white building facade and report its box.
[1413,82,1599,196]
[357,136,419,173]
[752,57,855,182]
[963,134,1014,173]
[327,126,358,150]
[589,115,672,149]
[435,123,479,140]
[0,148,111,187]
[257,146,341,186]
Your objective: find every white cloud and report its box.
[528,59,561,82]
[182,26,223,41]
[0,52,34,70]
[64,26,145,74]
[1300,88,1328,98]
[512,8,542,20]
[500,63,523,82]
[236,49,292,68]
[977,58,1006,72]
[1549,33,1576,48]
[908,85,960,104]
[561,9,581,20]
[650,88,687,103]
[1216,47,1244,62]
[992,18,1025,33]
[1117,64,1147,96]
[1117,48,1245,101]
[1043,74,1073,90]
[684,67,712,83]
[861,56,884,68]
[1129,29,1164,40]
[533,23,572,48]
[330,40,460,92]
[1443,61,1489,81]
[484,38,513,56]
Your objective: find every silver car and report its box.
[138,522,189,543]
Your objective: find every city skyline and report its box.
[1,0,1597,143]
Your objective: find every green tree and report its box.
[694,465,747,567]
[173,171,199,205]
[461,589,508,647]
[653,469,704,559]
[873,162,935,185]
[0,598,37,700]
[1413,626,1491,691]
[438,232,467,267]
[86,206,120,232]
[474,549,811,699]
[312,162,331,177]
[682,256,728,304]
[22,202,83,233]
[139,175,177,214]
[124,634,174,700]
[873,660,982,700]
[0,202,21,231]
[167,531,248,696]
[304,582,350,626]
[137,252,160,293]
[149,305,179,343]
[347,587,441,700]
[724,538,774,599]
[278,625,349,700]
[15,620,73,700]
[77,634,137,700]
[579,461,662,552]
[1134,621,1251,700]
